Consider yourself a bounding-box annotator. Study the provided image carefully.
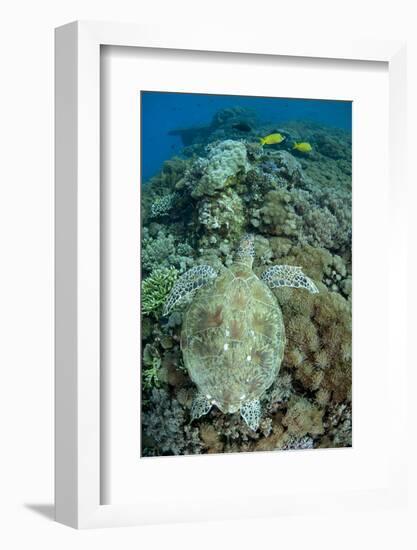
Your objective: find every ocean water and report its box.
[141,91,352,182]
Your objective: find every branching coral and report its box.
[142,228,176,273]
[142,227,194,274]
[142,343,163,390]
[282,435,315,450]
[141,267,178,318]
[320,403,352,448]
[142,388,203,456]
[142,356,162,389]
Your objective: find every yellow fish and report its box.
[259,133,285,146]
[293,142,312,153]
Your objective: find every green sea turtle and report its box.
[163,234,318,431]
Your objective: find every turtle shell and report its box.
[181,262,285,413]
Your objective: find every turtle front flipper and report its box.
[163,265,217,316]
[261,265,319,294]
[191,394,212,422]
[240,399,261,431]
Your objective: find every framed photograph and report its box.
[55,21,407,528]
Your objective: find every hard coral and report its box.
[191,140,249,198]
[265,150,306,187]
[255,189,300,237]
[150,192,177,218]
[141,267,178,318]
[312,291,352,403]
[142,227,194,275]
[197,188,245,248]
[142,388,203,456]
[282,397,324,437]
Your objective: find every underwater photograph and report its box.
[140,91,352,457]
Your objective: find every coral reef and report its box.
[253,189,300,237]
[141,267,178,318]
[150,192,177,218]
[259,150,307,188]
[141,227,194,275]
[282,397,324,437]
[188,140,250,198]
[141,109,352,457]
[197,189,245,249]
[142,388,203,455]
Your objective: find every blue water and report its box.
[141,91,352,183]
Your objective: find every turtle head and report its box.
[235,233,255,268]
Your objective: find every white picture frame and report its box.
[55,21,407,529]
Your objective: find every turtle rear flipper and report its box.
[240,399,261,431]
[261,265,318,294]
[191,394,212,422]
[163,265,217,316]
